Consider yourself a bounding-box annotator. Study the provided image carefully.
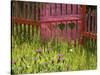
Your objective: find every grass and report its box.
[11,24,97,74]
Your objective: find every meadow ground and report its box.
[11,30,97,74]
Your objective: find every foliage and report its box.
[12,34,97,74]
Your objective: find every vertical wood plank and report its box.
[71,4,73,14]
[92,11,94,33]
[88,9,91,32]
[60,4,62,15]
[66,4,67,15]
[11,1,14,36]
[55,3,57,16]
[78,5,81,14]
[50,3,52,16]
[32,3,34,36]
[40,3,43,17]
[24,2,26,36]
[86,14,88,32]
[36,3,38,20]
[16,1,18,17]
[32,3,34,21]
[62,4,66,15]
[94,11,96,33]
[95,10,97,33]
[19,2,21,18]
[27,2,30,19]
[57,4,60,16]
[19,2,22,35]
[24,2,26,18]
[43,3,46,16]
[30,2,33,19]
[76,5,78,14]
[67,4,71,14]
[73,4,76,14]
[36,3,39,34]
[80,5,86,44]
[51,3,55,16]
[28,3,30,36]
[16,2,19,36]
[45,3,49,16]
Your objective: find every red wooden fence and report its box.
[11,1,97,43]
[81,5,97,44]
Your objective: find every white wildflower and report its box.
[27,65,30,68]
[70,49,73,52]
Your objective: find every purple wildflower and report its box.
[57,54,64,58]
[57,57,64,63]
[59,58,64,61]
[42,62,48,66]
[36,48,42,54]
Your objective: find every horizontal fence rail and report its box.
[12,17,81,42]
[12,17,81,23]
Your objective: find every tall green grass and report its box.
[11,24,97,74]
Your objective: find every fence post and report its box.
[24,2,26,36]
[36,3,39,34]
[19,2,22,35]
[80,5,86,44]
[32,3,34,36]
[27,2,30,36]
[16,1,19,35]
